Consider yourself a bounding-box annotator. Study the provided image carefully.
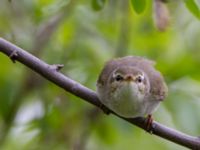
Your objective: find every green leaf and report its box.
[184,0,200,19]
[92,0,106,11]
[131,0,146,14]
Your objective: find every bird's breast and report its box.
[108,83,146,117]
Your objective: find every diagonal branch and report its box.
[0,38,199,149]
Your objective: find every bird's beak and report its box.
[124,75,134,82]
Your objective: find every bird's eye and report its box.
[115,74,123,81]
[136,75,143,83]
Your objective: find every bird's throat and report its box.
[119,82,143,101]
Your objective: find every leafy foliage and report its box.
[92,0,107,11]
[184,0,200,19]
[131,0,146,14]
[0,0,200,150]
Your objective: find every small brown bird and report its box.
[97,56,168,127]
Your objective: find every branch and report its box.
[0,38,199,149]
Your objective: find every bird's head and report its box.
[108,66,150,99]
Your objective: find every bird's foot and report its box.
[99,103,110,115]
[145,114,154,134]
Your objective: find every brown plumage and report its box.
[97,56,168,103]
[97,56,168,118]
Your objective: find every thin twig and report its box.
[0,38,199,149]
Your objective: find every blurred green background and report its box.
[1,0,200,149]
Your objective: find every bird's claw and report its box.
[145,114,154,134]
[99,103,110,115]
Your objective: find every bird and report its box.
[96,56,168,129]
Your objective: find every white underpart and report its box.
[108,82,146,118]
[97,81,161,118]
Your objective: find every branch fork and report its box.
[49,64,64,71]
[9,50,18,63]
